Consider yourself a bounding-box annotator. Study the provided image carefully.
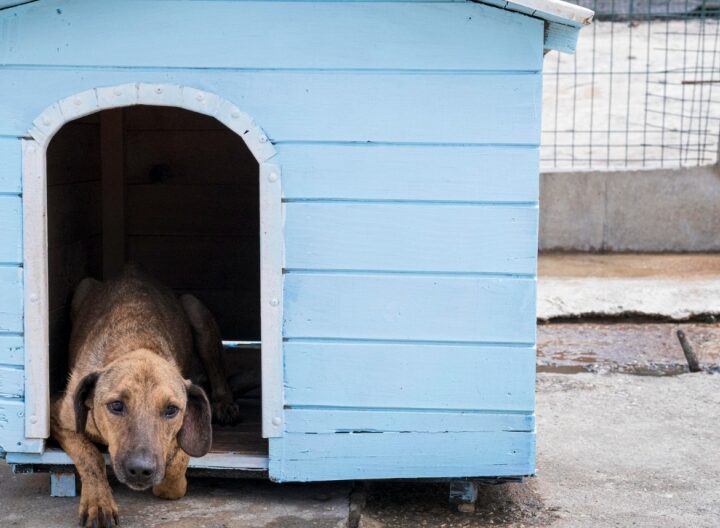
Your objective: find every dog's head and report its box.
[72,350,212,490]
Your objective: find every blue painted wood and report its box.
[284,409,535,433]
[284,342,535,411]
[278,144,539,202]
[269,430,535,481]
[0,267,22,333]
[0,397,43,454]
[0,1,542,71]
[283,274,536,343]
[0,196,22,264]
[0,138,21,194]
[0,335,23,366]
[0,365,23,399]
[50,471,77,497]
[285,203,537,274]
[0,70,542,144]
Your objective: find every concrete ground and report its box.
[538,254,720,320]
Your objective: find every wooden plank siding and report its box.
[0,70,542,144]
[0,267,23,333]
[0,137,22,193]
[270,430,536,482]
[284,342,535,411]
[0,2,543,71]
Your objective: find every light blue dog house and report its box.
[0,0,592,494]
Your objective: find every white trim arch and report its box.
[22,83,284,443]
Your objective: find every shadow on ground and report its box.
[359,480,555,528]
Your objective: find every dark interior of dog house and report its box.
[46,106,266,457]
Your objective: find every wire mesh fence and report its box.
[542,0,720,171]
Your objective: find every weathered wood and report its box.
[284,342,535,411]
[0,365,23,399]
[0,335,23,366]
[0,195,22,264]
[0,70,542,145]
[0,265,23,334]
[449,480,479,512]
[269,430,535,482]
[0,1,543,71]
[101,109,125,279]
[278,144,539,202]
[0,398,44,453]
[285,203,538,274]
[283,273,536,343]
[284,409,535,434]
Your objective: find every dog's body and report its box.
[52,266,239,527]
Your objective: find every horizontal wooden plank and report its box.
[285,203,538,274]
[127,235,259,291]
[1,1,542,71]
[283,273,536,343]
[278,144,539,202]
[269,430,535,482]
[284,342,535,411]
[0,267,22,333]
[0,398,44,454]
[0,335,23,366]
[47,181,101,249]
[284,409,535,434]
[124,128,256,185]
[0,137,21,193]
[0,196,22,264]
[126,184,257,236]
[0,70,541,144]
[0,365,23,399]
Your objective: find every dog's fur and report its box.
[52,266,240,527]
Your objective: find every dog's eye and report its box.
[163,405,179,419]
[107,401,125,415]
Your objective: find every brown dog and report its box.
[52,266,240,527]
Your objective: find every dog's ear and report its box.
[73,372,100,434]
[178,383,212,457]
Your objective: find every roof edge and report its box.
[478,0,594,27]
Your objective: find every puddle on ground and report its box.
[537,323,720,376]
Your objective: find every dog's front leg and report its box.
[52,423,118,527]
[153,445,189,500]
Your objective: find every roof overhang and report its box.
[477,0,594,53]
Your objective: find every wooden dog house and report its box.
[0,0,592,489]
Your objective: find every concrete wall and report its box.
[540,164,720,252]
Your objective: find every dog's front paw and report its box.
[79,485,118,527]
[212,399,241,426]
[153,474,187,500]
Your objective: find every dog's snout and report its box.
[123,451,157,485]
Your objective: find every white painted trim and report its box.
[22,139,50,440]
[259,163,284,438]
[22,83,284,445]
[6,447,269,471]
[480,0,594,26]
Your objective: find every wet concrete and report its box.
[538,322,720,375]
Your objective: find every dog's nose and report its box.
[124,452,157,482]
